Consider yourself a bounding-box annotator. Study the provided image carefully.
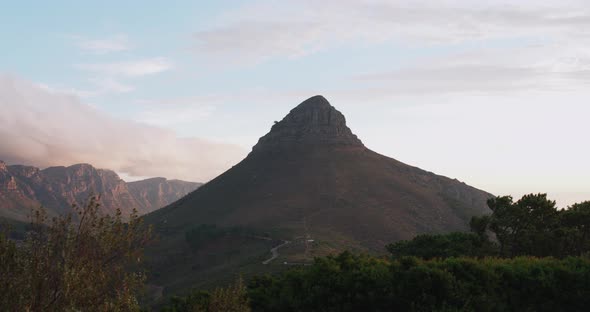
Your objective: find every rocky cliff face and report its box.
[128,178,201,212]
[0,162,201,221]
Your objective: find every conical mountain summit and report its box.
[150,95,491,243]
[252,95,363,153]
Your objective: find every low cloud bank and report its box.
[0,75,245,182]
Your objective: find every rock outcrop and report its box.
[0,162,201,221]
[252,95,363,154]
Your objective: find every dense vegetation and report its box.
[388,194,590,259]
[481,194,590,257]
[0,197,152,311]
[247,253,590,312]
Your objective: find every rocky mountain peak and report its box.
[251,95,363,153]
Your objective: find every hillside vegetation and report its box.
[162,193,590,311]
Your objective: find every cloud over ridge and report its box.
[0,75,245,182]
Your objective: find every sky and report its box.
[0,0,589,207]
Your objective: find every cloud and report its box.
[76,57,173,77]
[352,52,590,95]
[37,83,97,98]
[0,75,246,182]
[135,99,215,127]
[88,77,135,94]
[192,0,590,65]
[38,78,135,99]
[74,34,132,54]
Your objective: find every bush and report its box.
[0,197,152,311]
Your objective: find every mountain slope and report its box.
[145,95,492,294]
[150,95,491,245]
[0,162,201,221]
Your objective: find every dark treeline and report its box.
[248,253,590,312]
[389,194,590,259]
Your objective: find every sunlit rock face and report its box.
[0,161,201,221]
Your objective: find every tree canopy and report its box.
[388,194,590,259]
[247,252,590,312]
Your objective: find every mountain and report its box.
[0,161,201,221]
[128,178,202,212]
[145,95,492,294]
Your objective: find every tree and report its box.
[387,194,590,259]
[486,194,560,257]
[469,214,491,241]
[560,201,590,256]
[0,196,152,311]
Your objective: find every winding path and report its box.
[262,240,290,264]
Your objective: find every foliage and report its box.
[0,197,152,311]
[247,252,590,312]
[388,194,590,259]
[386,232,496,259]
[560,201,590,256]
[162,278,250,312]
[474,194,590,258]
[484,194,560,257]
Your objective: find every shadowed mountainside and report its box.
[145,95,492,295]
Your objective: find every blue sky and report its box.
[1,0,589,206]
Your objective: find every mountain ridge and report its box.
[0,160,201,221]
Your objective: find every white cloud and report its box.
[192,0,590,66]
[88,77,135,94]
[74,34,132,54]
[0,75,245,182]
[135,99,215,127]
[37,83,97,98]
[76,57,173,77]
[38,78,135,99]
[353,50,590,94]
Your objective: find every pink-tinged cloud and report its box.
[0,75,246,182]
